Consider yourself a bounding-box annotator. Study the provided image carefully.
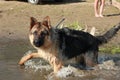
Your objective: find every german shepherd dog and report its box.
[19,16,120,73]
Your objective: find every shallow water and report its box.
[0,39,120,80]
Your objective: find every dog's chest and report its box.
[37,47,58,62]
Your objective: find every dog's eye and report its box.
[41,30,48,35]
[33,31,38,35]
[41,32,45,37]
[40,31,48,37]
[43,30,48,34]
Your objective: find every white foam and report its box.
[56,65,85,78]
[23,50,120,79]
[23,50,52,72]
[96,60,119,70]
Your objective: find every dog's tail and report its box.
[96,23,120,45]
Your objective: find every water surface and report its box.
[0,39,120,80]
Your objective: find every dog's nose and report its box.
[33,37,44,47]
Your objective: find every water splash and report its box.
[96,60,119,70]
[23,50,52,72]
[23,51,120,79]
[56,65,85,77]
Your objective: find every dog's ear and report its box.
[30,17,37,30]
[42,16,51,29]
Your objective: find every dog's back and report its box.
[50,27,99,59]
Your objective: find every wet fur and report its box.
[19,16,120,73]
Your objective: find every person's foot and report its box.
[99,14,104,17]
[95,14,99,17]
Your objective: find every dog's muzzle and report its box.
[33,36,44,47]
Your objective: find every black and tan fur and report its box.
[19,16,120,73]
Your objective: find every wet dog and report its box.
[19,16,120,73]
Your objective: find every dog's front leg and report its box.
[54,59,63,73]
[19,53,40,65]
[49,57,63,73]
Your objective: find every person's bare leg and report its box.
[99,0,105,17]
[94,0,100,17]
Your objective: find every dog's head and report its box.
[29,16,52,48]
